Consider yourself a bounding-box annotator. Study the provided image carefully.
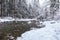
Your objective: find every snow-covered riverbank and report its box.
[17,20,60,40]
[0,17,37,22]
[1,17,60,40]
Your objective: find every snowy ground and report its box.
[17,20,60,40]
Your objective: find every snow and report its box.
[39,0,45,5]
[0,17,37,22]
[17,20,60,40]
[0,17,15,22]
[0,17,60,40]
[15,18,37,21]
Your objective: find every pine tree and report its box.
[50,0,59,19]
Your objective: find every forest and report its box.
[0,0,60,40]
